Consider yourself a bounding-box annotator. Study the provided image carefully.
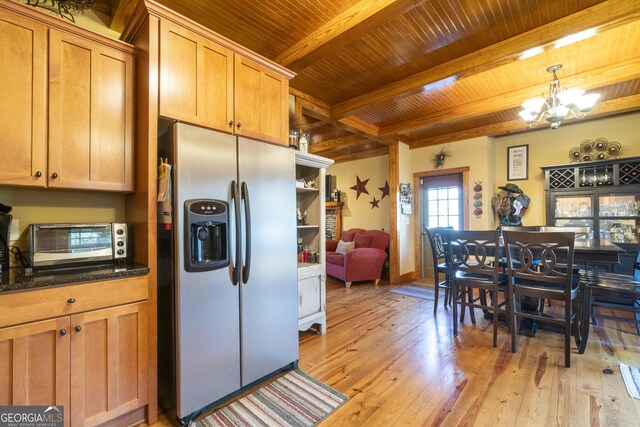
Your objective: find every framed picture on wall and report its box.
[507,145,528,181]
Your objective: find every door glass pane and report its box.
[448,200,459,215]
[599,194,640,217]
[554,195,592,217]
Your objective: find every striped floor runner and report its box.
[389,285,435,300]
[195,370,348,427]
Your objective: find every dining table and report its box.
[572,239,626,271]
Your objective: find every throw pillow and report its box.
[354,234,371,249]
[335,240,355,255]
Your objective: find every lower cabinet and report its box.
[298,266,326,335]
[0,301,147,427]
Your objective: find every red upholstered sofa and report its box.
[326,228,390,288]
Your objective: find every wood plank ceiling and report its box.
[105,0,640,162]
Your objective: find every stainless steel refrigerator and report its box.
[157,121,298,424]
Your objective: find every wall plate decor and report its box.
[473,181,483,218]
[569,138,623,162]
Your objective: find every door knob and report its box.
[60,329,67,336]
[228,120,233,128]
[236,122,242,130]
[67,298,76,304]
[75,326,82,333]
[51,172,59,179]
[35,171,42,178]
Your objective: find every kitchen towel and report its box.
[620,362,640,399]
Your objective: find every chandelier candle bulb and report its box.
[519,64,600,131]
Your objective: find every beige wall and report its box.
[412,136,496,230]
[0,188,126,251]
[493,112,640,227]
[398,143,414,275]
[327,155,390,233]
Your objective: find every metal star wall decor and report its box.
[370,197,380,209]
[378,181,389,199]
[350,176,369,199]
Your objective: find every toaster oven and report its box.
[28,223,127,268]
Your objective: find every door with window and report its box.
[420,173,464,278]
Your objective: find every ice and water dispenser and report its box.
[184,199,229,272]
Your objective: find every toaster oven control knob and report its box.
[117,249,124,256]
[116,229,124,235]
[117,241,124,247]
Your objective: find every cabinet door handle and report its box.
[228,120,234,128]
[35,171,42,178]
[51,172,59,179]
[67,298,76,304]
[60,329,67,336]
[236,122,242,130]
[75,326,82,333]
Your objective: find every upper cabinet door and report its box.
[234,56,288,146]
[159,21,234,132]
[0,10,47,187]
[48,29,134,191]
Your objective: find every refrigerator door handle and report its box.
[241,181,252,283]
[231,180,241,286]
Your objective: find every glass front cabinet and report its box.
[542,156,640,274]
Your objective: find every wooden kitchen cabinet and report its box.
[0,2,135,192]
[0,9,47,187]
[49,29,134,192]
[71,302,148,427]
[158,19,291,146]
[234,55,289,145]
[159,20,234,132]
[0,276,148,427]
[0,317,71,423]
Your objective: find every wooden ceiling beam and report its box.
[380,58,640,136]
[331,0,640,119]
[274,0,426,72]
[331,146,389,164]
[291,90,397,146]
[109,0,139,32]
[408,93,640,149]
[309,135,366,153]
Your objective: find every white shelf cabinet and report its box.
[295,151,333,335]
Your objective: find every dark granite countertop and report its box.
[0,262,149,294]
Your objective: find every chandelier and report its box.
[26,0,95,23]
[519,64,600,131]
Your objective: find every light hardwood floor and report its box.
[300,278,640,426]
[148,277,640,427]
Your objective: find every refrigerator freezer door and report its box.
[238,138,298,386]
[174,123,241,418]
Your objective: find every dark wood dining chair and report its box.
[502,230,580,367]
[578,249,640,353]
[425,226,453,315]
[446,229,508,347]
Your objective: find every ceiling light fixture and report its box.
[519,64,600,131]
